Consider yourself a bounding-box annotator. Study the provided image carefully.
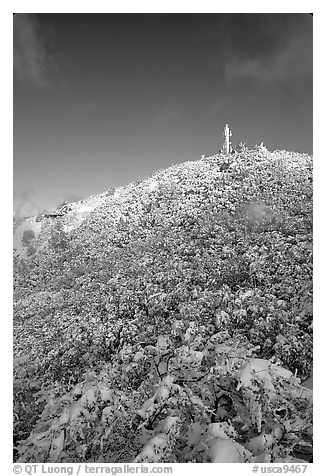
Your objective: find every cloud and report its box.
[14,190,82,218]
[222,14,312,84]
[13,190,41,218]
[13,13,56,86]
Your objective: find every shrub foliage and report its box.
[13,147,313,463]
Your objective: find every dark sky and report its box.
[13,13,313,216]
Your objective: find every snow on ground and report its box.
[147,179,159,192]
[14,194,108,258]
[62,193,111,232]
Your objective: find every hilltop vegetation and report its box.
[13,145,313,463]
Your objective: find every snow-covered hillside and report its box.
[13,145,313,463]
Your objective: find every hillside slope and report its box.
[13,145,313,463]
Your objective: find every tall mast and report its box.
[223,123,232,155]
